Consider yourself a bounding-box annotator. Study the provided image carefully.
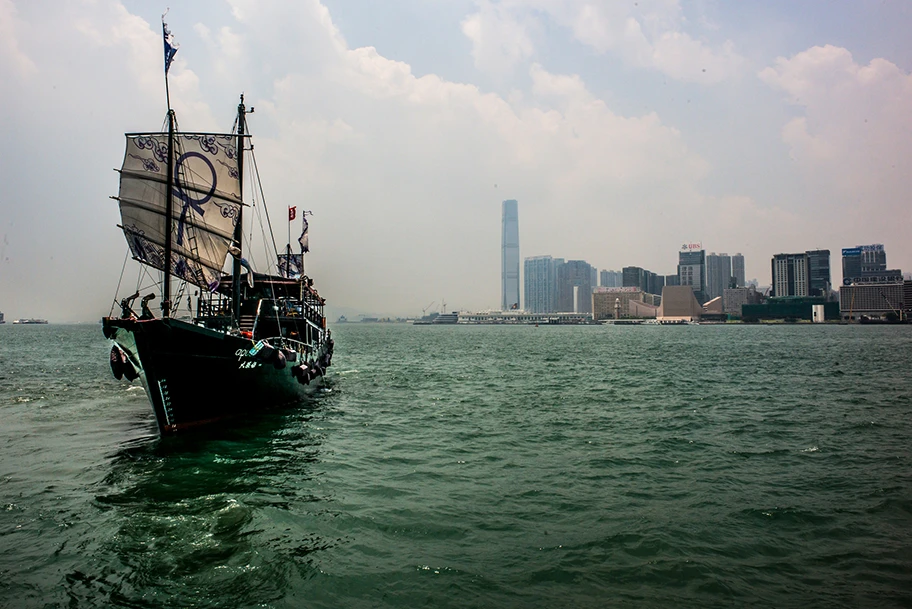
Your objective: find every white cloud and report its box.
[759,45,912,246]
[651,33,741,84]
[0,0,36,75]
[461,1,534,73]
[460,0,744,83]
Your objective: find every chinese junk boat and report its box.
[102,93,333,435]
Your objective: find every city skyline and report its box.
[1,1,910,321]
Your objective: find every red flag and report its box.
[288,206,297,221]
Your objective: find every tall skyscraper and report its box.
[840,244,902,286]
[842,244,887,284]
[501,200,520,310]
[558,260,595,313]
[622,266,646,291]
[621,266,663,294]
[647,272,665,296]
[524,256,561,313]
[860,244,887,272]
[731,253,745,288]
[678,248,706,303]
[705,253,732,301]
[806,249,831,297]
[771,253,809,297]
[600,269,622,288]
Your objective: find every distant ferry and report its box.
[0,311,4,324]
[12,318,48,324]
[413,312,459,325]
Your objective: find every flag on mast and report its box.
[298,216,310,253]
[277,253,303,278]
[288,206,297,222]
[162,13,179,74]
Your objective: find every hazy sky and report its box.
[1,0,910,321]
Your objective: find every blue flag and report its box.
[162,16,179,74]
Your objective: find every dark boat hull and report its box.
[102,317,325,434]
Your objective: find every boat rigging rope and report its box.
[250,150,279,272]
[244,153,270,275]
[109,250,132,316]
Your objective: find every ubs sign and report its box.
[681,242,703,251]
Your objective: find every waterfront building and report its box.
[600,269,622,288]
[501,200,520,310]
[771,253,809,297]
[904,280,912,318]
[841,244,902,286]
[678,248,706,303]
[592,287,644,320]
[723,287,762,317]
[558,260,595,314]
[457,310,592,324]
[659,286,702,320]
[647,271,665,296]
[630,300,658,318]
[622,266,663,295]
[524,255,561,314]
[665,274,680,287]
[839,283,904,319]
[743,297,839,322]
[622,266,646,292]
[806,249,831,297]
[863,246,888,271]
[731,253,745,288]
[703,297,724,316]
[842,248,863,280]
[842,244,887,281]
[706,253,732,301]
[642,292,662,307]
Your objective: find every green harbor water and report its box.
[0,322,910,608]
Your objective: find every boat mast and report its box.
[232,95,246,321]
[162,109,176,318]
[160,13,177,318]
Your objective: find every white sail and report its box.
[116,133,243,289]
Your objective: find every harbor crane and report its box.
[422,301,436,315]
[880,290,903,321]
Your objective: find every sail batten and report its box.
[117,132,242,289]
[118,170,244,205]
[116,196,239,240]
[120,226,229,274]
[120,225,236,285]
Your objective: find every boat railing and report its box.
[257,335,320,359]
[197,292,232,318]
